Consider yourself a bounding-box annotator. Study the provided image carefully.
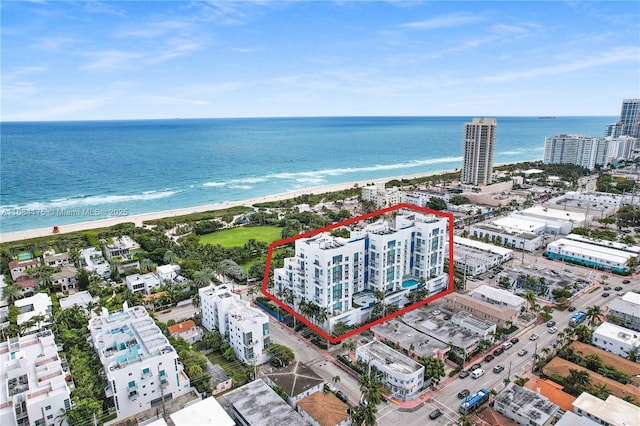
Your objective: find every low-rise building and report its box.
[572,393,640,426]
[88,303,191,420]
[592,322,640,360]
[545,238,636,274]
[43,252,72,267]
[453,236,513,262]
[564,233,640,256]
[15,293,52,333]
[59,291,94,311]
[15,276,38,297]
[470,285,527,312]
[296,391,349,426]
[607,292,640,332]
[125,273,161,294]
[8,258,40,280]
[80,247,110,277]
[494,382,559,426]
[469,223,542,252]
[103,236,140,260]
[450,311,496,340]
[156,264,182,283]
[402,308,481,353]
[168,320,203,344]
[356,340,424,400]
[199,285,270,365]
[169,396,234,426]
[445,244,502,277]
[223,379,308,426]
[443,293,518,329]
[205,363,232,395]
[51,265,78,293]
[0,330,72,426]
[265,361,325,407]
[371,319,450,360]
[361,184,405,208]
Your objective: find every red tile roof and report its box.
[525,378,576,412]
[168,320,197,335]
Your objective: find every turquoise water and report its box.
[402,279,419,288]
[0,116,615,232]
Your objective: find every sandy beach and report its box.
[0,169,457,243]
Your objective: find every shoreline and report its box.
[0,168,461,243]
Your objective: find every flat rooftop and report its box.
[223,379,308,426]
[169,396,234,426]
[573,393,640,426]
[401,307,480,350]
[470,285,525,307]
[356,340,423,375]
[495,383,558,425]
[454,236,513,257]
[371,319,449,359]
[547,238,635,265]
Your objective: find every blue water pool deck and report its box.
[402,279,419,289]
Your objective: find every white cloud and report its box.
[79,50,144,71]
[398,14,482,29]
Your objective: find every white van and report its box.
[471,368,485,379]
[502,342,513,350]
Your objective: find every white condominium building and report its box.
[274,211,449,333]
[88,303,191,420]
[0,331,72,426]
[199,285,270,365]
[543,134,617,170]
[361,184,405,208]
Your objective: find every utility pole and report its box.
[531,342,538,373]
[158,366,167,420]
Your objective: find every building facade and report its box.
[461,118,497,186]
[274,212,449,333]
[0,331,72,426]
[356,340,424,400]
[618,98,640,138]
[572,393,640,426]
[592,322,640,359]
[545,238,636,274]
[543,135,617,170]
[88,304,191,420]
[199,285,270,365]
[607,292,640,332]
[494,383,559,426]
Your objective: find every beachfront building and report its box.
[8,258,40,281]
[545,238,637,274]
[80,247,110,278]
[43,252,72,267]
[361,184,405,208]
[592,322,640,359]
[470,285,527,312]
[543,134,617,170]
[614,98,640,138]
[494,383,559,426]
[0,330,72,426]
[356,340,425,400]
[199,284,270,365]
[461,118,497,186]
[103,236,140,260]
[88,303,191,420]
[125,273,161,295]
[273,211,449,333]
[572,393,640,426]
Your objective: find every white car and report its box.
[529,333,539,341]
[548,326,558,334]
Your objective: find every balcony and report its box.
[128,390,139,400]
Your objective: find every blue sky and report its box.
[2,1,639,121]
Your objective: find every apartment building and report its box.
[88,303,191,420]
[592,322,640,359]
[461,118,497,186]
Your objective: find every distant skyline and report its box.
[2,1,639,121]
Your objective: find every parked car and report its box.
[429,409,443,420]
[615,286,623,291]
[548,326,558,334]
[335,391,349,403]
[470,363,482,371]
[502,342,513,350]
[623,280,631,284]
[459,370,470,378]
[494,347,505,356]
[602,292,610,297]
[547,321,556,327]
[325,383,337,393]
[493,365,505,373]
[457,389,470,399]
[518,349,528,356]
[529,333,539,341]
[568,306,577,312]
[604,286,611,290]
[484,354,495,362]
[510,337,520,344]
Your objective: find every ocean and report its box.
[0,116,615,233]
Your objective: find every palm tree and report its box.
[140,258,156,274]
[69,247,81,267]
[590,383,610,400]
[2,283,23,304]
[359,373,384,406]
[625,347,640,362]
[163,250,178,264]
[191,293,201,312]
[193,267,215,288]
[523,290,537,312]
[332,375,341,385]
[586,305,603,327]
[566,369,591,394]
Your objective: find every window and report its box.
[45,405,51,411]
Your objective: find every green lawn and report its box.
[199,225,282,247]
